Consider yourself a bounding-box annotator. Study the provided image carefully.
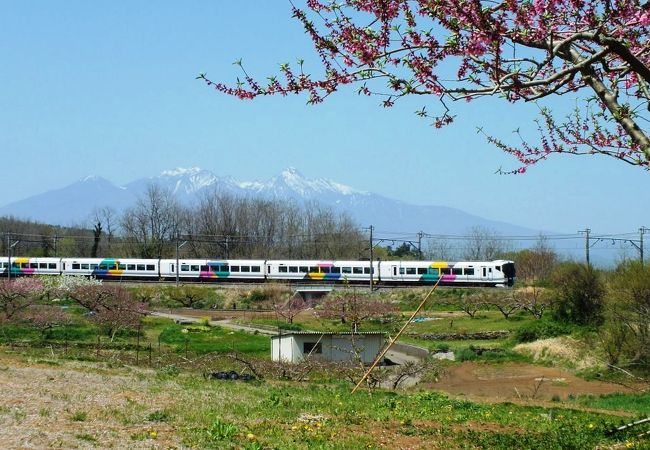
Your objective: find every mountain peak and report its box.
[160,167,203,177]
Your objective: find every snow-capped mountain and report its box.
[0,167,539,235]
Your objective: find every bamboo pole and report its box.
[351,277,442,394]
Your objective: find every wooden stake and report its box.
[351,277,442,394]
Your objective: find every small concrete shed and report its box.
[271,331,385,364]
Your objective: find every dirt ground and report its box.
[430,361,634,405]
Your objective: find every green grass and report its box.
[171,375,632,449]
[0,315,270,360]
[567,392,650,416]
[157,324,269,356]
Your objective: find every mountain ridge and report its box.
[0,167,541,236]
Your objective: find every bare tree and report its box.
[316,291,396,332]
[20,305,71,338]
[272,294,309,325]
[120,184,183,258]
[0,278,43,323]
[462,226,508,261]
[485,292,521,320]
[69,285,145,341]
[514,287,552,320]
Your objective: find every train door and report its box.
[481,266,493,281]
[391,264,402,282]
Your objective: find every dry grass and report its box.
[513,336,602,370]
[0,355,182,449]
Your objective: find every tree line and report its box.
[1,185,366,260]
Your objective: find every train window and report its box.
[21,263,28,269]
[495,266,501,272]
[464,268,475,275]
[241,266,250,272]
[417,268,427,275]
[452,268,463,275]
[309,266,318,273]
[406,268,416,275]
[29,263,37,269]
[99,264,108,270]
[429,268,439,276]
[354,267,363,274]
[90,264,98,269]
[300,266,308,273]
[231,266,240,272]
[342,267,351,274]
[118,264,126,270]
[321,267,331,274]
[201,265,209,272]
[289,266,298,273]
[49,263,57,269]
[279,266,287,273]
[221,265,230,272]
[364,267,371,274]
[331,267,341,274]
[80,264,88,270]
[12,262,19,268]
[252,266,261,272]
[39,263,47,269]
[127,264,135,270]
[72,263,80,270]
[1,263,6,268]
[482,267,487,277]
[146,265,155,271]
[399,268,405,275]
[191,265,199,271]
[441,268,451,275]
[137,264,145,271]
[181,265,189,272]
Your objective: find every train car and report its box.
[380,259,515,286]
[1,255,515,287]
[266,260,378,283]
[0,257,62,276]
[61,258,160,279]
[159,259,266,281]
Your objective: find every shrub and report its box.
[515,320,573,343]
[551,262,605,326]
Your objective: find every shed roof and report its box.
[271,331,385,339]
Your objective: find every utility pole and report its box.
[578,228,591,266]
[417,231,423,259]
[175,233,188,286]
[641,227,649,267]
[5,233,9,280]
[368,225,374,291]
[6,234,19,281]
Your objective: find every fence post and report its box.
[96,335,100,358]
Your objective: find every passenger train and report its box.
[0,257,516,287]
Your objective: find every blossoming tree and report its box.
[201,0,650,172]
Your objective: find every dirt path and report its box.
[429,362,634,403]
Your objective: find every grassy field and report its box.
[0,350,644,450]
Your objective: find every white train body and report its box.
[0,257,515,287]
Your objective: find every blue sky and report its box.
[0,1,647,235]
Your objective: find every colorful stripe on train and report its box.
[200,261,230,279]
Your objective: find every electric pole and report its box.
[417,231,423,259]
[641,227,649,267]
[369,225,374,291]
[578,228,591,266]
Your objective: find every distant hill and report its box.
[0,167,542,237]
